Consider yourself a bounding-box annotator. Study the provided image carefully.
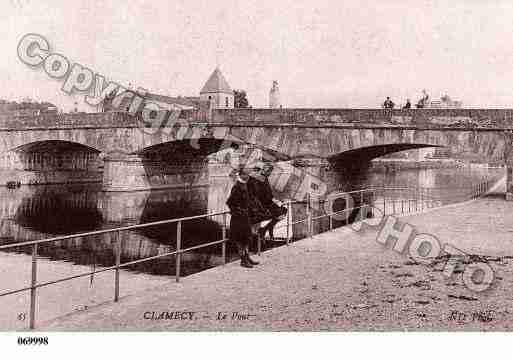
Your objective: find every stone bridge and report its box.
[0,109,512,198]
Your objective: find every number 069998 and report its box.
[17,337,49,345]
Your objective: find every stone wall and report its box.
[102,153,209,191]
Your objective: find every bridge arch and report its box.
[328,143,438,163]
[323,129,506,164]
[132,135,292,162]
[1,140,103,185]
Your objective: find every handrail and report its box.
[0,210,230,250]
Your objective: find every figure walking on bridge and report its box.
[226,168,260,268]
[383,97,395,109]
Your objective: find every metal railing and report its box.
[0,211,232,329]
[257,178,497,251]
[0,179,496,329]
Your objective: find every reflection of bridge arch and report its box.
[0,183,221,277]
[13,184,103,234]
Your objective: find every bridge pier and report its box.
[102,153,209,192]
[507,169,513,201]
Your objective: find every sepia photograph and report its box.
[2,0,513,355]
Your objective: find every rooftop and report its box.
[200,68,233,95]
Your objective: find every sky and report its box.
[3,0,513,111]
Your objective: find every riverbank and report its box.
[41,182,513,331]
[370,159,466,172]
[371,159,507,173]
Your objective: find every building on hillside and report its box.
[143,93,199,111]
[0,100,58,116]
[101,89,200,113]
[102,67,234,113]
[425,95,462,109]
[199,67,234,109]
[419,92,462,109]
[269,80,281,108]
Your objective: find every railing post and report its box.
[29,243,38,330]
[114,231,121,302]
[176,221,181,283]
[306,193,312,238]
[383,188,386,216]
[370,189,374,218]
[257,226,262,256]
[222,213,227,264]
[286,201,291,245]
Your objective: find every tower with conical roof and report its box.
[199,68,234,109]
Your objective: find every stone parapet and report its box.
[4,109,513,130]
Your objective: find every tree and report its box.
[234,90,249,108]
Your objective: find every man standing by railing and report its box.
[226,168,260,268]
[248,163,288,241]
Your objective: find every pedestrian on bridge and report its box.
[383,97,395,109]
[226,168,260,268]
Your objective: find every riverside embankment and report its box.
[40,181,513,331]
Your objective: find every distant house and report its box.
[424,94,462,109]
[0,100,58,116]
[102,89,199,113]
[144,93,199,110]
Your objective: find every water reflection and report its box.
[14,185,103,234]
[366,165,505,205]
[0,183,234,277]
